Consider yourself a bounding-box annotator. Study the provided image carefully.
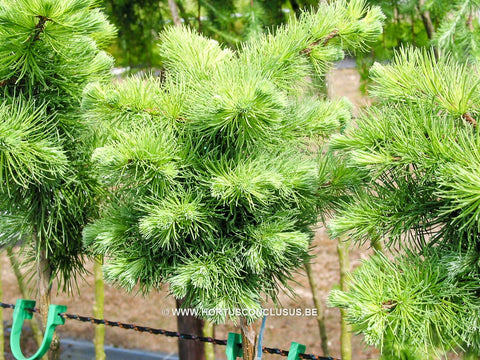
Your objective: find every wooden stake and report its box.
[176,298,206,360]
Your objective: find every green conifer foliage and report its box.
[433,0,480,62]
[0,0,115,287]
[328,48,480,358]
[83,0,384,325]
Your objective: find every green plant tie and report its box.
[226,332,307,360]
[10,299,67,360]
[226,332,243,360]
[287,342,307,360]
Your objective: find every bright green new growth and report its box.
[330,252,480,358]
[83,0,384,324]
[328,47,480,357]
[0,0,115,286]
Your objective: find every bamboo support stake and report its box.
[337,238,352,360]
[94,256,106,360]
[203,320,215,360]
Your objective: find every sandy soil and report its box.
[1,67,380,360]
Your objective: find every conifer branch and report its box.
[0,1,115,356]
[328,46,480,357]
[143,108,162,116]
[381,300,397,311]
[0,77,17,87]
[300,30,340,56]
[322,30,340,45]
[462,113,477,128]
[33,15,52,41]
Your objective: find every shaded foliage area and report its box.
[103,0,165,66]
[356,0,480,92]
[101,0,331,67]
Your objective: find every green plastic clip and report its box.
[226,332,243,360]
[10,299,67,360]
[287,342,306,360]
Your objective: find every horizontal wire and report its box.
[0,302,339,360]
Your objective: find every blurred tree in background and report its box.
[101,0,327,67]
[102,0,166,66]
[101,0,479,77]
[357,0,480,91]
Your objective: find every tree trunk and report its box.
[197,0,202,32]
[240,317,256,360]
[36,241,60,360]
[290,0,300,15]
[337,239,351,360]
[304,260,330,357]
[177,1,190,27]
[202,320,215,360]
[417,0,435,40]
[93,256,106,360]
[176,298,205,360]
[411,15,416,46]
[7,247,45,357]
[419,12,434,40]
[168,0,182,27]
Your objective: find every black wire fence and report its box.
[0,301,340,360]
